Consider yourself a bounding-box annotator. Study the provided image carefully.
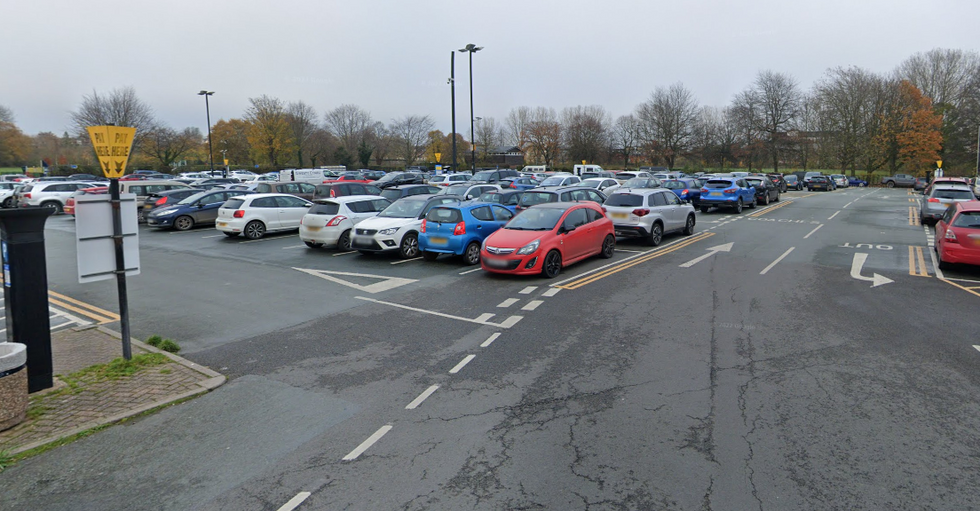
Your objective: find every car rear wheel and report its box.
[244,220,266,240]
[600,235,615,258]
[41,201,63,214]
[173,215,194,231]
[733,199,743,214]
[1,197,12,208]
[422,251,439,261]
[137,209,145,223]
[649,222,664,246]
[304,241,323,248]
[886,181,896,188]
[338,229,351,250]
[683,215,695,236]
[760,193,769,205]
[748,197,757,208]
[462,242,481,265]
[541,250,562,278]
[399,232,419,259]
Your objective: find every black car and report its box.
[746,176,780,205]
[313,182,383,200]
[766,174,788,193]
[380,184,442,202]
[516,186,607,211]
[373,172,425,189]
[808,176,832,191]
[358,169,386,181]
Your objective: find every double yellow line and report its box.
[908,246,929,277]
[556,232,715,290]
[748,200,793,217]
[48,291,120,324]
[908,207,920,226]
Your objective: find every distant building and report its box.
[485,145,524,167]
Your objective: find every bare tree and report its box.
[637,83,700,169]
[505,106,534,153]
[306,128,335,168]
[690,106,721,169]
[70,87,156,150]
[324,104,373,160]
[733,71,801,173]
[390,115,435,167]
[286,101,319,167]
[612,114,641,168]
[475,117,504,164]
[526,107,562,169]
[561,105,610,164]
[370,122,396,168]
[141,126,201,170]
[814,66,890,173]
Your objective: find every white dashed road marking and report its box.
[760,247,795,275]
[277,492,311,511]
[480,333,501,347]
[405,385,440,410]
[449,355,476,374]
[803,224,823,239]
[519,286,537,294]
[522,300,543,311]
[342,425,393,461]
[497,298,519,308]
[542,287,561,297]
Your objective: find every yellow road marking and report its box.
[908,207,920,226]
[47,290,119,324]
[748,200,793,217]
[941,279,980,299]
[557,232,715,290]
[907,246,929,277]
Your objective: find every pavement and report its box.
[0,325,224,456]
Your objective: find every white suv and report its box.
[350,195,461,258]
[603,188,696,246]
[15,181,101,213]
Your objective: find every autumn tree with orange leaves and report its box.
[874,80,943,175]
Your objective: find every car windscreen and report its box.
[472,171,495,181]
[704,180,733,189]
[378,199,425,218]
[932,189,975,200]
[505,208,565,231]
[623,178,656,188]
[178,191,215,205]
[746,179,765,187]
[380,189,403,201]
[615,173,635,180]
[520,192,557,206]
[479,193,502,203]
[425,207,463,223]
[341,172,361,179]
[539,177,565,187]
[222,199,245,209]
[443,185,469,195]
[661,180,686,190]
[785,176,797,182]
[605,194,643,207]
[308,202,340,215]
[952,211,980,228]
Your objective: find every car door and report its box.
[275,195,310,229]
[469,205,498,240]
[737,179,753,202]
[648,191,672,228]
[559,207,592,261]
[194,192,228,224]
[661,191,685,231]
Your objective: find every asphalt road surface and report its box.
[4,187,980,510]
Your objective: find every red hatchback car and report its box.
[936,201,980,269]
[481,202,615,278]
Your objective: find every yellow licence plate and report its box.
[306,226,321,231]
[611,212,627,219]
[217,222,227,227]
[429,236,448,244]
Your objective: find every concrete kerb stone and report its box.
[94,325,225,380]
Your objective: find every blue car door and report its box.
[469,205,498,242]
[737,179,753,203]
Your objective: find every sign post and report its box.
[85,125,137,360]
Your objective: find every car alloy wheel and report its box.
[41,201,63,214]
[542,250,562,278]
[733,199,743,214]
[137,209,145,223]
[399,232,419,259]
[173,215,194,231]
[463,241,481,265]
[600,235,615,258]
[649,223,663,246]
[761,193,769,205]
[244,220,266,240]
[683,215,695,236]
[886,181,895,188]
[338,229,351,250]
[1,198,11,208]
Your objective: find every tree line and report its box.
[1,48,977,176]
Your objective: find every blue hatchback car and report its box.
[419,202,515,264]
[698,177,756,214]
[146,189,256,230]
[662,178,702,206]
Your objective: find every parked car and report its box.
[372,172,425,189]
[766,174,788,193]
[580,178,620,192]
[299,195,391,250]
[661,178,702,206]
[350,194,462,258]
[919,185,977,225]
[603,188,696,246]
[699,178,757,213]
[438,183,501,200]
[803,172,823,186]
[64,186,108,216]
[253,181,317,201]
[358,170,386,181]
[783,175,803,190]
[935,201,980,270]
[480,202,615,278]
[0,183,19,208]
[881,174,917,188]
[332,171,375,184]
[745,176,780,205]
[147,189,256,230]
[499,177,539,191]
[189,178,241,189]
[142,188,204,217]
[516,186,606,211]
[68,173,107,182]
[536,174,582,187]
[380,184,442,202]
[216,193,313,239]
[924,177,972,196]
[477,191,525,213]
[830,174,849,188]
[419,202,515,264]
[429,173,473,187]
[807,175,833,192]
[580,171,618,179]
[848,176,868,187]
[15,181,103,214]
[314,182,383,200]
[614,171,653,181]
[469,169,521,184]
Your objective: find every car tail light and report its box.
[632,208,650,217]
[421,219,427,233]
[327,215,346,227]
[511,183,517,188]
[701,188,708,194]
[453,222,466,235]
[945,228,958,243]
[724,188,737,194]
[682,189,689,195]
[928,198,940,203]
[233,210,245,218]
[23,193,31,199]
[155,197,167,206]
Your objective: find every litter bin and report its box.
[0,342,28,431]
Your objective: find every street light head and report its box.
[459,43,482,53]
[198,90,214,96]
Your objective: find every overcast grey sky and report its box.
[4,0,979,137]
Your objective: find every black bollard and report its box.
[0,207,54,392]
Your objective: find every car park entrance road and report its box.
[5,187,980,510]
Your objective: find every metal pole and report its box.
[108,178,132,360]
[468,51,475,171]
[451,52,457,173]
[204,95,216,177]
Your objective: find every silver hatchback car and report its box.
[603,188,696,246]
[920,185,976,225]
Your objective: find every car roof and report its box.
[529,185,592,192]
[313,194,385,204]
[384,184,430,190]
[231,193,300,200]
[533,201,592,211]
[609,187,670,195]
[933,184,973,191]
[953,201,980,212]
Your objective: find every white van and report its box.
[573,164,604,176]
[279,168,328,185]
[521,165,548,174]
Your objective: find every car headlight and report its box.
[378,227,399,235]
[516,239,539,255]
[155,208,179,216]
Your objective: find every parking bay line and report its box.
[355,296,523,328]
[333,251,357,257]
[276,492,312,511]
[803,224,823,239]
[974,345,980,354]
[201,234,225,238]
[282,245,306,250]
[522,300,543,311]
[449,355,476,374]
[828,211,841,220]
[391,257,422,265]
[760,247,795,275]
[940,279,980,299]
[405,385,440,410]
[458,267,482,275]
[481,333,501,347]
[342,425,393,461]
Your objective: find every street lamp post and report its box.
[449,52,457,173]
[458,44,482,171]
[198,90,218,177]
[474,117,483,166]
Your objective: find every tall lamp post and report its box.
[198,90,217,177]
[458,43,482,170]
[474,117,483,166]
[449,52,457,173]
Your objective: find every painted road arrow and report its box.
[678,242,734,268]
[849,253,894,287]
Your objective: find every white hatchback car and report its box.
[603,188,696,246]
[216,193,312,239]
[537,175,581,187]
[350,195,462,258]
[299,195,391,250]
[428,173,472,187]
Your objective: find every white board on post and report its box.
[75,193,140,283]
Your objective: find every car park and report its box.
[147,189,255,230]
[68,173,106,182]
[190,178,241,189]
[15,181,103,214]
[919,185,977,225]
[661,178,702,206]
[516,186,606,211]
[580,171,617,179]
[537,175,582,187]
[603,188,695,246]
[745,176,780,205]
[0,183,19,207]
[142,188,204,217]
[923,177,971,196]
[350,194,462,258]
[499,177,539,190]
[469,169,521,184]
[807,175,832,192]
[477,190,524,213]
[480,202,615,278]
[332,171,374,184]
[313,182,383,200]
[419,202,515,265]
[438,183,501,200]
[253,181,317,201]
[699,177,756,213]
[380,184,442,202]
[359,170,386,181]
[216,193,313,239]
[935,201,980,270]
[63,186,108,216]
[299,195,391,250]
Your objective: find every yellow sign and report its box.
[434,152,442,163]
[86,125,137,178]
[936,160,942,168]
[223,158,229,165]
